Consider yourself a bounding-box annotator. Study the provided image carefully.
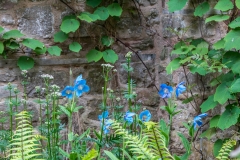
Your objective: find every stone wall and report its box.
[0,0,222,159]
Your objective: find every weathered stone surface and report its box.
[0,72,16,82]
[1,14,15,25]
[0,84,17,99]
[17,5,53,37]
[0,0,17,10]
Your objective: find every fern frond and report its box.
[216,139,236,160]
[112,121,158,160]
[81,148,98,160]
[143,121,174,160]
[8,111,44,160]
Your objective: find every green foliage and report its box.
[104,150,119,160]
[224,29,240,50]
[166,58,181,74]
[78,12,99,22]
[0,41,3,54]
[209,115,220,128]
[81,148,98,160]
[94,7,109,20]
[86,0,102,8]
[17,56,35,70]
[200,95,218,112]
[101,35,114,47]
[214,139,224,157]
[54,31,68,43]
[47,46,62,56]
[213,82,232,104]
[216,140,236,160]
[69,42,82,53]
[194,2,210,17]
[229,17,240,29]
[60,16,80,33]
[86,49,103,62]
[102,49,118,63]
[236,0,240,9]
[167,0,188,12]
[107,3,123,17]
[8,111,43,160]
[205,15,230,23]
[214,0,233,11]
[178,133,191,158]
[2,30,24,39]
[0,26,4,33]
[200,128,216,140]
[22,38,44,50]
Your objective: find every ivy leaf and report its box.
[0,26,4,33]
[213,38,225,50]
[34,47,47,55]
[214,82,231,104]
[78,12,99,23]
[17,56,34,70]
[6,41,19,50]
[102,49,118,63]
[229,17,240,29]
[101,35,113,47]
[47,46,62,56]
[107,3,123,17]
[217,104,240,130]
[194,2,210,17]
[86,0,102,8]
[222,51,240,68]
[0,42,4,54]
[167,0,188,12]
[214,0,233,11]
[230,78,240,93]
[213,139,223,157]
[2,30,24,39]
[69,42,82,53]
[210,115,220,128]
[224,29,240,50]
[94,7,109,20]
[231,60,240,74]
[86,49,103,62]
[200,128,216,140]
[200,95,218,112]
[22,38,44,50]
[205,15,229,23]
[60,17,80,33]
[166,58,181,74]
[54,31,68,43]
[236,0,240,9]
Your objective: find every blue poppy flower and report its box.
[158,84,173,98]
[75,74,83,84]
[124,111,135,124]
[193,113,208,130]
[74,79,90,97]
[176,82,186,98]
[139,110,151,122]
[98,111,109,120]
[103,119,113,134]
[61,86,74,99]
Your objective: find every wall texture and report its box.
[0,0,225,159]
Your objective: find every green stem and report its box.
[127,58,132,111]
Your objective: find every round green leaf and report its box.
[107,3,123,17]
[94,7,109,20]
[78,12,99,23]
[86,49,103,62]
[229,17,240,29]
[22,38,44,50]
[69,42,82,52]
[194,2,210,17]
[213,38,225,50]
[166,58,181,74]
[17,56,34,70]
[0,26,4,33]
[214,82,232,104]
[167,0,188,12]
[102,49,118,63]
[205,15,229,23]
[200,95,218,112]
[214,0,233,11]
[213,139,223,157]
[34,46,47,55]
[60,18,80,34]
[217,104,240,130]
[54,31,68,43]
[86,0,102,8]
[236,0,240,9]
[101,35,113,47]
[3,30,24,39]
[0,42,4,54]
[47,46,62,56]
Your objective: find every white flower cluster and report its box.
[41,74,54,80]
[21,99,27,103]
[51,92,61,97]
[116,97,121,101]
[51,84,60,91]
[101,64,114,68]
[21,70,28,75]
[125,51,132,58]
[113,69,117,72]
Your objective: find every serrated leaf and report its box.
[194,2,210,17]
[94,7,109,20]
[224,29,240,50]
[34,46,47,55]
[213,139,223,157]
[0,42,3,54]
[107,3,122,17]
[229,17,240,29]
[86,49,103,62]
[54,31,68,43]
[86,0,101,8]
[2,30,24,39]
[168,0,188,12]
[214,82,232,104]
[166,58,181,74]
[200,128,216,140]
[102,49,118,63]
[237,0,240,9]
[214,0,233,11]
[69,42,82,52]
[78,12,99,23]
[200,95,218,112]
[205,15,229,23]
[210,115,220,128]
[217,104,240,130]
[230,78,240,93]
[0,26,4,33]
[60,18,80,33]
[47,46,62,56]
[101,35,113,47]
[17,56,34,70]
[22,38,44,50]
[213,38,225,49]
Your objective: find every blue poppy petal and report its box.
[198,113,208,118]
[83,85,90,92]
